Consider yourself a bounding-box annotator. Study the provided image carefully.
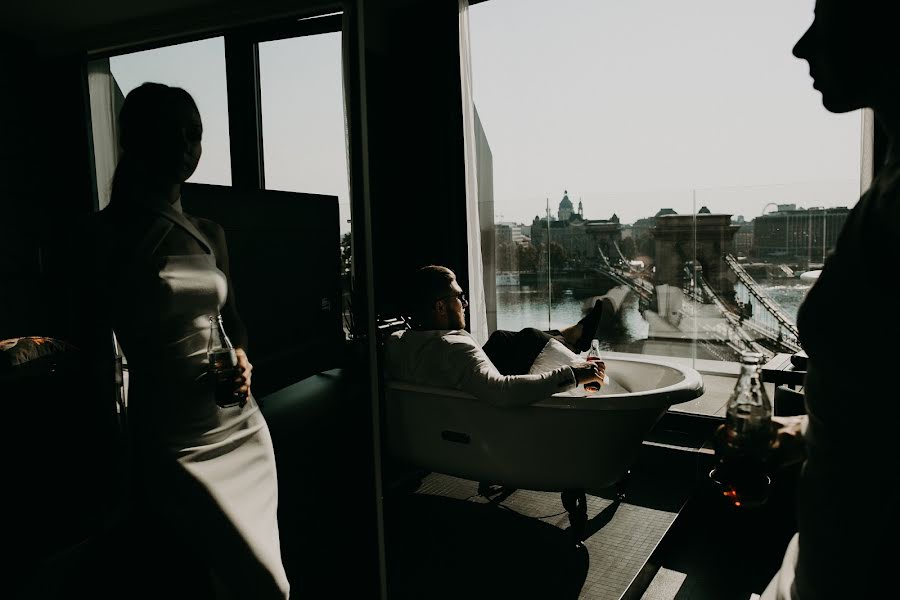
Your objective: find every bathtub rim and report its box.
[385,355,704,411]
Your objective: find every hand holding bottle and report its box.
[234,347,253,399]
[208,314,249,408]
[583,338,609,392]
[572,360,606,387]
[713,415,806,471]
[710,351,775,507]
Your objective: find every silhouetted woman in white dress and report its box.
[97,82,289,598]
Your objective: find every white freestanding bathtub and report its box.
[385,355,704,494]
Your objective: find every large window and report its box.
[86,17,355,349]
[259,31,350,235]
[256,23,352,336]
[88,21,353,338]
[469,0,865,409]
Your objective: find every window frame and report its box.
[86,12,344,194]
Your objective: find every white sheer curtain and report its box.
[860,108,875,195]
[474,106,497,334]
[87,58,124,210]
[459,0,489,345]
[87,59,128,408]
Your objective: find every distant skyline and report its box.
[469,0,863,226]
[508,180,857,226]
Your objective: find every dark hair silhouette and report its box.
[110,82,201,205]
[409,265,456,325]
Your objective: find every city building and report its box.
[558,190,574,221]
[529,191,622,265]
[733,220,754,257]
[495,221,528,245]
[753,205,850,262]
[495,223,513,245]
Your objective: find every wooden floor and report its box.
[382,438,704,600]
[637,459,801,600]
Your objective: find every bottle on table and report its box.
[711,351,774,507]
[583,338,603,393]
[208,313,246,408]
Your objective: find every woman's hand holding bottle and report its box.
[208,313,250,407]
[234,348,253,399]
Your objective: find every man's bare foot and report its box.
[553,299,605,352]
[573,299,604,352]
[557,323,583,350]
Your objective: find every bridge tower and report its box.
[652,213,741,302]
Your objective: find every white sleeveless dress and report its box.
[115,237,289,597]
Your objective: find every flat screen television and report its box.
[182,183,343,397]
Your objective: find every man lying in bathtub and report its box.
[384,265,607,408]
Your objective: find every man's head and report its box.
[409,265,468,330]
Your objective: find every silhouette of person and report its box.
[385,266,606,407]
[87,83,289,598]
[762,1,900,598]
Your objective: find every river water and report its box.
[754,281,813,323]
[495,280,812,348]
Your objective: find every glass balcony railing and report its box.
[483,181,862,415]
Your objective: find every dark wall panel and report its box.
[363,0,470,319]
[0,39,96,342]
[182,183,343,396]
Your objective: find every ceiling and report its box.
[2,0,335,54]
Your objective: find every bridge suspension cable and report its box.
[597,245,612,269]
[612,241,631,268]
[697,275,771,356]
[595,246,654,302]
[724,254,800,340]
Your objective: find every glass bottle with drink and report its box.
[208,313,247,408]
[584,338,603,393]
[710,351,774,507]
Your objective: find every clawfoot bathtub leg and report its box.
[561,490,587,543]
[616,469,631,502]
